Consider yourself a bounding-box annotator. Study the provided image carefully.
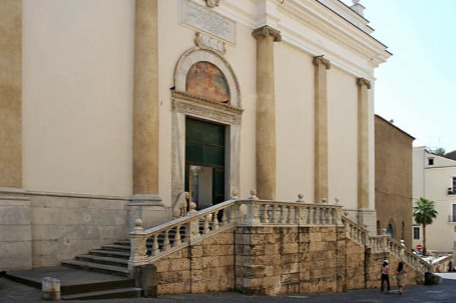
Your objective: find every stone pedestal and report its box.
[42,277,60,301]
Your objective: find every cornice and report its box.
[276,0,390,78]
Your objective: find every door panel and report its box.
[185,118,225,208]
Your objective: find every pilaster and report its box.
[356,78,371,210]
[131,0,163,227]
[0,0,22,188]
[313,56,331,203]
[252,25,281,200]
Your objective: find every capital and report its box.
[252,25,282,42]
[356,77,371,89]
[313,55,331,69]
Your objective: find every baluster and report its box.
[263,204,270,223]
[289,206,295,224]
[163,230,170,251]
[174,225,181,246]
[280,205,286,224]
[271,204,277,223]
[153,235,159,256]
[213,211,219,230]
[204,215,210,234]
[221,208,228,226]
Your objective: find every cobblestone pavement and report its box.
[2,274,456,303]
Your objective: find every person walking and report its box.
[396,261,406,295]
[380,260,390,293]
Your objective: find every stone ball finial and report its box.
[135,218,143,227]
[188,201,198,215]
[334,197,340,205]
[296,194,304,203]
[231,189,239,199]
[249,189,259,200]
[321,198,327,204]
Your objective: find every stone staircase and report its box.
[7,198,434,299]
[61,227,187,277]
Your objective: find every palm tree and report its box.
[413,197,438,256]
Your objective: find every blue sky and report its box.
[341,0,456,152]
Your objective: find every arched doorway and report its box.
[386,223,393,237]
[171,46,242,208]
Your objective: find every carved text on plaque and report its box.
[181,0,236,44]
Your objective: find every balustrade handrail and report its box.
[342,216,433,274]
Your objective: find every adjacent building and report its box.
[375,115,414,248]
[413,147,456,253]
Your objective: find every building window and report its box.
[413,226,420,240]
[452,205,456,223]
[449,177,456,195]
[428,158,434,165]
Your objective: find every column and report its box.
[252,25,281,200]
[133,0,160,202]
[313,56,331,204]
[129,0,164,228]
[356,78,371,210]
[0,0,22,189]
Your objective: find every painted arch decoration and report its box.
[174,48,241,108]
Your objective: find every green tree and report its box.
[413,197,438,256]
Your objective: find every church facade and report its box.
[0,0,390,270]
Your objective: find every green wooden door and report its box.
[185,118,225,207]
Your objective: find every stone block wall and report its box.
[235,225,347,295]
[155,228,236,295]
[0,195,32,270]
[152,223,426,296]
[366,252,424,289]
[151,225,423,295]
[0,192,130,270]
[30,194,129,267]
[345,239,366,290]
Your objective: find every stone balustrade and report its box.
[129,197,343,269]
[343,217,433,274]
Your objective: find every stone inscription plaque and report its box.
[181,0,236,44]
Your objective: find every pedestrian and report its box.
[395,261,406,295]
[380,260,390,293]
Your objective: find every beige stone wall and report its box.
[375,115,414,247]
[22,0,135,196]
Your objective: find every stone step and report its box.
[61,260,129,277]
[89,249,130,259]
[76,254,129,268]
[62,287,142,300]
[101,244,131,252]
[5,266,135,297]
